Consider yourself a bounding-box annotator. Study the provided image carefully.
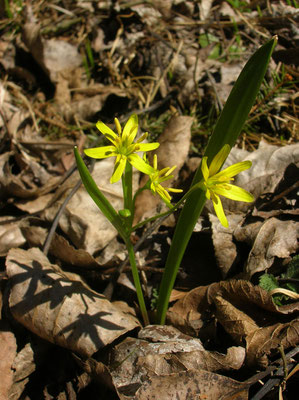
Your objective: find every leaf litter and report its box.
[0,0,298,399]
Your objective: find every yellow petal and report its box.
[128,154,154,175]
[156,185,172,207]
[201,157,209,181]
[114,118,122,135]
[209,144,230,176]
[96,121,117,142]
[213,184,255,202]
[137,142,160,152]
[215,161,252,179]
[166,188,183,193]
[110,156,126,183]
[212,194,229,227]
[123,114,138,141]
[205,188,211,200]
[84,146,116,158]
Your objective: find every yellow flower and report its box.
[84,114,159,183]
[200,144,254,227]
[148,155,183,206]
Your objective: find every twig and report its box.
[42,179,82,256]
[42,158,95,256]
[249,346,299,400]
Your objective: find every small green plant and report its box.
[83,39,95,80]
[75,37,277,325]
[4,0,23,19]
[225,0,251,12]
[259,256,299,306]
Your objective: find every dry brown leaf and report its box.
[214,295,258,345]
[134,115,193,223]
[246,319,299,367]
[6,247,140,357]
[0,150,61,202]
[8,342,39,400]
[134,369,248,400]
[61,86,128,122]
[73,354,115,392]
[210,213,244,278]
[22,22,82,83]
[108,325,245,399]
[0,217,25,257]
[20,217,102,268]
[14,193,54,214]
[0,321,17,400]
[168,280,299,367]
[245,218,298,278]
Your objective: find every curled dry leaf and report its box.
[134,115,193,223]
[168,280,299,367]
[245,218,298,278]
[0,321,17,400]
[8,342,37,400]
[108,325,245,399]
[20,217,103,269]
[0,217,25,257]
[210,213,244,278]
[6,248,140,358]
[0,150,61,202]
[246,319,299,367]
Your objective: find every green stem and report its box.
[125,239,149,326]
[156,187,206,324]
[132,184,201,231]
[122,162,133,211]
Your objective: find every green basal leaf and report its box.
[156,36,277,324]
[74,147,128,240]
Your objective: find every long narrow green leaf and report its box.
[74,147,128,240]
[156,37,277,324]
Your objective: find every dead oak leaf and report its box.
[6,247,140,357]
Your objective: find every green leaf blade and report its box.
[74,147,128,240]
[156,37,277,324]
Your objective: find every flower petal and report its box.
[123,114,138,142]
[166,187,183,193]
[209,144,230,176]
[96,121,117,142]
[213,183,255,202]
[215,161,252,179]
[212,194,228,227]
[137,142,160,152]
[111,156,126,183]
[156,185,172,206]
[128,153,154,175]
[205,188,211,200]
[201,157,209,181]
[114,118,122,135]
[84,146,116,159]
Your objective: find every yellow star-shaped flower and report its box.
[148,155,183,207]
[201,144,254,227]
[84,114,159,183]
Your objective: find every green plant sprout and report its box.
[75,37,277,326]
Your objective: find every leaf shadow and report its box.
[9,259,126,351]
